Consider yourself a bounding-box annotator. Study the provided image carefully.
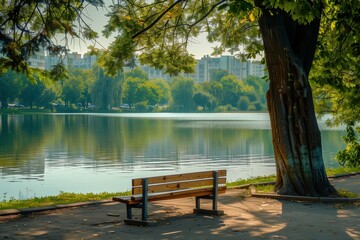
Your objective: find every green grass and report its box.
[226,167,360,194]
[252,185,360,197]
[1,167,359,211]
[337,189,360,198]
[227,167,360,188]
[252,185,275,193]
[326,167,360,177]
[226,175,276,187]
[0,191,130,210]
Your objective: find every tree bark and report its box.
[255,2,336,196]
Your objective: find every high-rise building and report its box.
[248,61,266,78]
[0,47,46,70]
[194,55,266,82]
[45,51,97,70]
[23,51,267,82]
[137,55,266,83]
[27,48,46,70]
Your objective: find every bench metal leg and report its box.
[124,178,154,226]
[126,204,132,219]
[212,171,218,211]
[124,203,154,226]
[196,196,201,209]
[142,178,148,221]
[193,195,224,216]
[193,171,224,216]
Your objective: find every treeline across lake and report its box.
[0,67,268,112]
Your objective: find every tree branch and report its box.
[17,2,39,42]
[131,0,227,46]
[189,0,226,28]
[131,0,185,39]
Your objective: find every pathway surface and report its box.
[0,175,359,240]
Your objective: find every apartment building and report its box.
[139,55,266,83]
[18,50,267,82]
[45,52,97,70]
[194,55,266,82]
[27,49,46,70]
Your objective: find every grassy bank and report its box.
[0,191,130,210]
[227,167,360,187]
[1,167,359,210]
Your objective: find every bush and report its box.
[254,102,263,111]
[152,105,162,112]
[215,104,238,112]
[238,96,250,111]
[337,125,360,167]
[248,104,257,111]
[135,101,148,112]
[70,104,77,110]
[246,92,258,102]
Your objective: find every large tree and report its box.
[100,0,345,196]
[91,65,123,110]
[170,76,195,111]
[151,78,172,105]
[253,1,335,196]
[19,77,46,108]
[220,75,242,107]
[61,70,85,107]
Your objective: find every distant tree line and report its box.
[0,67,268,112]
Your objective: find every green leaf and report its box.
[218,3,228,11]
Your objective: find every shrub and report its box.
[215,104,238,112]
[238,96,250,111]
[135,101,148,112]
[337,125,360,167]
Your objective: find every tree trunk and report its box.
[255,3,336,196]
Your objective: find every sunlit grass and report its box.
[226,175,276,187]
[227,167,360,188]
[326,167,360,177]
[251,185,360,197]
[337,189,360,198]
[252,185,275,193]
[227,167,360,194]
[0,191,130,210]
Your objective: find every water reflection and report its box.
[0,113,345,200]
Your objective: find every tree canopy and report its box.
[0,0,104,81]
[310,0,360,167]
[100,0,330,73]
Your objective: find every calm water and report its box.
[0,113,345,200]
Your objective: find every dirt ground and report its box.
[0,175,359,240]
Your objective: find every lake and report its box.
[0,113,345,200]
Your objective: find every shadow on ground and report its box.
[1,175,360,239]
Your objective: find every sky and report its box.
[68,3,223,59]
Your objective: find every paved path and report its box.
[0,175,359,240]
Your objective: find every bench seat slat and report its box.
[132,170,227,186]
[112,196,138,205]
[132,177,226,194]
[113,186,226,205]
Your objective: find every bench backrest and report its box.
[132,170,227,195]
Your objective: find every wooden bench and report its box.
[113,170,227,226]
